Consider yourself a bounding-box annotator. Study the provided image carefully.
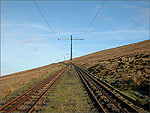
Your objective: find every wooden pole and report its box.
[58,35,84,71]
[71,35,72,69]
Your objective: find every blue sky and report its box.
[1,1,149,76]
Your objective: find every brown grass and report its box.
[65,40,150,110]
[0,63,64,99]
[71,40,150,67]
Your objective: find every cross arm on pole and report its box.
[58,38,84,40]
[58,35,84,71]
[58,38,70,40]
[72,38,84,40]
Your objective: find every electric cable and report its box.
[33,0,58,38]
[83,0,105,39]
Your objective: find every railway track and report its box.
[0,66,68,113]
[74,64,139,113]
[79,66,149,111]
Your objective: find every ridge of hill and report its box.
[73,40,149,67]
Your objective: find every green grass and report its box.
[121,90,149,105]
[38,67,98,113]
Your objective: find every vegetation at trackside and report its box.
[70,40,150,111]
[87,52,150,110]
[36,67,98,113]
[0,64,64,106]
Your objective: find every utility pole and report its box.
[71,35,72,68]
[58,35,84,70]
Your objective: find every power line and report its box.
[33,0,67,53]
[33,0,58,38]
[75,0,105,56]
[83,0,105,38]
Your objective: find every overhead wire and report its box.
[33,0,105,61]
[83,0,105,39]
[33,0,67,61]
[76,0,105,56]
[33,0,58,38]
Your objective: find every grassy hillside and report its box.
[71,40,150,109]
[72,40,150,91]
[0,63,64,99]
[73,40,150,67]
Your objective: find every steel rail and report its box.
[80,66,148,111]
[82,70,139,113]
[75,66,124,112]
[0,67,67,112]
[75,66,107,113]
[5,67,67,113]
[6,76,55,112]
[74,64,139,113]
[79,68,127,113]
[0,69,62,111]
[27,67,67,113]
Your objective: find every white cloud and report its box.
[23,37,46,52]
[2,22,49,31]
[91,30,149,35]
[23,37,46,44]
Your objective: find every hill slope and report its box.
[72,40,150,108]
[0,63,64,99]
[73,40,150,67]
[72,40,150,91]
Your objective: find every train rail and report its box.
[79,65,149,112]
[74,64,139,113]
[0,66,67,113]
